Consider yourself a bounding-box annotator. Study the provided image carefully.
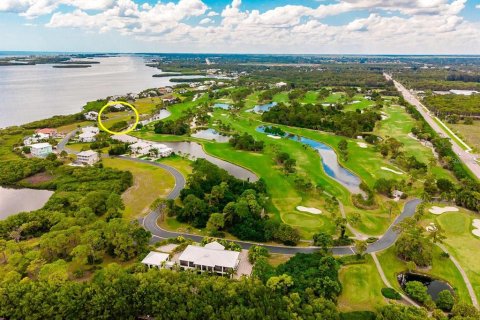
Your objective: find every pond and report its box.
[161,141,258,182]
[256,126,363,194]
[213,103,232,110]
[247,102,277,113]
[191,129,231,143]
[398,272,454,301]
[0,187,53,219]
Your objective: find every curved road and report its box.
[123,155,422,255]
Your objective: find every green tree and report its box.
[405,281,429,303]
[436,290,454,311]
[312,232,333,253]
[206,213,225,232]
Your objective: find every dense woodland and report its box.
[262,102,381,138]
[423,94,480,116]
[393,69,480,91]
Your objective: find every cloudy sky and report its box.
[0,0,479,54]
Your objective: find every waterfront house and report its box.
[84,111,99,121]
[76,150,99,165]
[149,144,173,158]
[30,143,53,158]
[178,242,240,277]
[129,141,152,156]
[162,96,177,104]
[35,128,57,138]
[78,132,96,143]
[82,126,100,135]
[24,132,50,146]
[141,252,171,269]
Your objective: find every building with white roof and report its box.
[24,133,50,146]
[141,251,171,269]
[84,111,99,121]
[78,132,97,143]
[129,141,152,156]
[150,143,173,158]
[129,141,173,158]
[275,81,287,88]
[30,143,53,158]
[82,126,100,135]
[76,150,99,165]
[178,242,240,277]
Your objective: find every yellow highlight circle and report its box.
[97,101,139,135]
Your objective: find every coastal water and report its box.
[0,56,189,128]
[256,126,362,194]
[0,187,53,219]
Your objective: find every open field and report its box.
[425,206,480,302]
[433,117,471,151]
[103,157,175,219]
[56,121,93,133]
[448,120,480,152]
[337,255,386,312]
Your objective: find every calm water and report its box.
[0,56,188,128]
[213,103,232,110]
[162,141,258,181]
[191,129,231,143]
[256,126,362,194]
[0,187,53,219]
[247,102,277,113]
[399,273,454,301]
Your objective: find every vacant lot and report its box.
[103,158,175,219]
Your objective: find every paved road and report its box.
[57,128,79,154]
[130,156,421,255]
[385,73,480,180]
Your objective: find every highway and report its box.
[385,73,480,180]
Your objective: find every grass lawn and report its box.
[448,120,480,153]
[0,133,23,161]
[424,206,480,302]
[103,158,175,220]
[433,117,470,151]
[165,94,209,121]
[56,121,93,134]
[300,91,319,104]
[376,245,471,303]
[337,255,386,312]
[375,104,453,181]
[156,155,193,177]
[267,253,292,267]
[272,92,289,103]
[133,97,161,114]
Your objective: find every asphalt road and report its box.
[131,156,422,256]
[385,73,480,180]
[56,128,79,154]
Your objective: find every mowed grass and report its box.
[103,158,175,219]
[56,121,93,134]
[449,120,480,152]
[337,255,386,312]
[425,207,480,302]
[375,104,453,180]
[376,245,471,303]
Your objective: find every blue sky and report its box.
[0,0,479,54]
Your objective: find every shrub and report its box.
[405,281,429,303]
[436,290,455,311]
[381,287,401,300]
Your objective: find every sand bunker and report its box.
[472,219,480,237]
[296,206,322,214]
[381,167,404,175]
[429,206,459,215]
[426,223,437,232]
[267,135,281,140]
[357,142,368,148]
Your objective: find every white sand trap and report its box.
[426,223,437,232]
[357,142,368,148]
[381,167,404,175]
[267,135,281,140]
[429,206,459,215]
[296,206,322,214]
[472,219,480,237]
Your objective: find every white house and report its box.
[78,132,97,143]
[178,242,240,277]
[30,143,53,158]
[275,82,287,88]
[84,111,99,121]
[150,144,173,158]
[24,133,50,146]
[129,141,152,156]
[82,126,100,135]
[76,150,99,165]
[141,252,171,269]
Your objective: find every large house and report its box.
[30,143,53,158]
[141,252,171,269]
[78,126,99,143]
[24,132,50,146]
[129,141,173,158]
[76,150,99,165]
[84,111,99,121]
[178,242,240,277]
[35,128,57,138]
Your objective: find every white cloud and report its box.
[1,0,479,53]
[199,18,212,24]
